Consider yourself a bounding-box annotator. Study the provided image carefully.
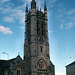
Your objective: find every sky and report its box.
[0,0,75,75]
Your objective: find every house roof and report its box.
[0,55,22,68]
[66,61,75,67]
[0,60,10,68]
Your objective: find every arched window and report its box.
[16,66,22,75]
[38,59,46,69]
[37,60,48,74]
[4,70,8,75]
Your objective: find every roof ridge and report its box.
[66,61,75,67]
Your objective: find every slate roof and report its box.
[0,55,21,69]
[0,60,10,68]
[66,61,75,67]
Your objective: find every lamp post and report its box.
[3,52,9,60]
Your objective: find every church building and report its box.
[0,0,55,75]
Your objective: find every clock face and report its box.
[40,38,43,43]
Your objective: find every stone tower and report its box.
[24,0,55,75]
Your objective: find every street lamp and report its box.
[3,52,9,60]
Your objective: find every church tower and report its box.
[24,0,55,75]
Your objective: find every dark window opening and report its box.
[35,65,36,68]
[35,49,36,53]
[17,70,20,75]
[41,24,43,35]
[28,39,30,45]
[40,46,43,52]
[37,21,39,35]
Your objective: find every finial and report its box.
[32,0,35,2]
[31,0,36,9]
[44,1,47,11]
[18,52,20,56]
[40,7,41,11]
[26,4,28,12]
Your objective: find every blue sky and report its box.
[0,0,75,75]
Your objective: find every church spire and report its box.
[31,0,36,9]
[32,0,35,2]
[44,2,47,11]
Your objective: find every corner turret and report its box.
[44,2,47,11]
[25,4,28,21]
[26,4,28,12]
[44,2,47,20]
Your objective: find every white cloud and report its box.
[20,26,25,29]
[10,8,25,24]
[66,22,73,29]
[32,0,57,10]
[3,16,14,22]
[16,3,26,9]
[20,18,25,24]
[49,0,57,4]
[2,7,11,14]
[26,0,32,2]
[57,7,75,30]
[48,30,54,33]
[23,0,31,4]
[60,24,63,29]
[1,0,10,3]
[0,0,25,24]
[0,26,13,34]
[66,9,75,15]
[1,6,25,24]
[0,7,3,10]
[0,0,57,25]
